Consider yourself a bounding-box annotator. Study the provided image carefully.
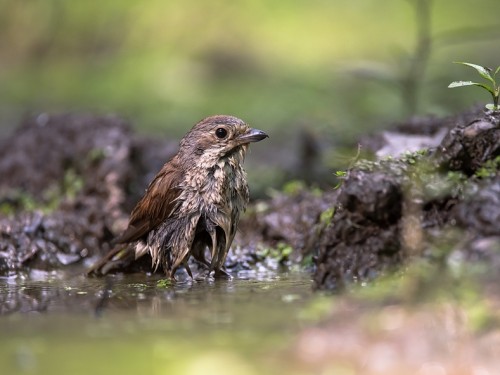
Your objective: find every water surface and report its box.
[0,270,314,374]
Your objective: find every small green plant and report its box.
[156,279,173,288]
[333,170,347,189]
[449,62,500,111]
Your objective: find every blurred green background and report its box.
[1,0,500,177]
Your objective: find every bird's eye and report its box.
[215,127,228,139]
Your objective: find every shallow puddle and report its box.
[3,265,499,374]
[0,270,315,375]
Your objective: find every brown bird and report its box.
[88,115,268,280]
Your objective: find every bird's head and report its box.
[178,115,268,165]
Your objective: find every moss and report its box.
[156,279,173,288]
[319,207,335,226]
[418,169,468,201]
[0,168,84,215]
[0,191,38,215]
[257,242,293,263]
[474,155,500,179]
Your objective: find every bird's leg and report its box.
[190,240,212,269]
[190,229,219,282]
[213,245,232,279]
[191,251,212,281]
[187,237,213,281]
[164,268,175,280]
[168,246,194,281]
[193,256,211,269]
[208,229,219,273]
[183,259,193,279]
[194,269,213,282]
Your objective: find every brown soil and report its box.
[0,109,498,289]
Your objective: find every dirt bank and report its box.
[0,109,498,287]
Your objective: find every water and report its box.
[0,270,315,375]
[2,266,499,374]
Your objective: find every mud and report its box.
[0,109,498,292]
[236,189,339,261]
[0,113,177,275]
[314,108,500,289]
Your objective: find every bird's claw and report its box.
[214,268,232,280]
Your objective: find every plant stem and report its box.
[402,0,433,115]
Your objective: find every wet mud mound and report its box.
[232,188,339,271]
[0,113,176,275]
[314,109,500,290]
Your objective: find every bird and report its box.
[88,115,268,280]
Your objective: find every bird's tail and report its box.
[85,245,134,276]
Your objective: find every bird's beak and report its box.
[237,128,269,144]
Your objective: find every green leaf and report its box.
[485,104,500,111]
[448,81,495,95]
[454,62,495,85]
[448,81,474,88]
[495,66,500,76]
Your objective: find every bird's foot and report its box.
[192,267,232,281]
[194,268,213,282]
[214,268,232,280]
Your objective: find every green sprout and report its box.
[333,170,347,189]
[449,62,500,111]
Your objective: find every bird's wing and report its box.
[115,161,183,244]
